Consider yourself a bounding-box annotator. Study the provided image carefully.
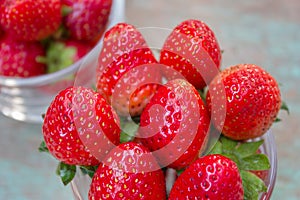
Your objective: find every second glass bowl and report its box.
[70,131,277,200]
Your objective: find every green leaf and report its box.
[220,135,238,151]
[45,41,77,74]
[62,5,73,16]
[79,166,98,178]
[197,88,208,102]
[38,141,49,153]
[241,154,270,171]
[241,170,267,200]
[274,118,281,123]
[120,120,139,143]
[176,168,185,176]
[235,140,264,158]
[222,153,240,167]
[280,101,289,114]
[208,140,223,155]
[56,162,76,186]
[131,115,141,124]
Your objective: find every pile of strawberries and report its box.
[0,0,112,77]
[40,19,286,200]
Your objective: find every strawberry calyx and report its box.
[39,140,99,185]
[56,162,99,185]
[280,101,289,115]
[275,100,290,122]
[208,135,270,200]
[56,162,77,185]
[37,41,77,73]
[119,116,139,143]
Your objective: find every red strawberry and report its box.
[62,0,112,41]
[88,142,166,200]
[0,0,62,41]
[96,23,161,117]
[139,79,210,170]
[160,19,222,89]
[168,154,244,200]
[0,26,3,37]
[0,35,46,77]
[42,86,120,166]
[206,64,281,140]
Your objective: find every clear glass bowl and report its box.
[0,0,125,123]
[70,131,277,200]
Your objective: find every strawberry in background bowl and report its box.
[0,0,125,123]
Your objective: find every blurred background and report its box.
[0,0,299,199]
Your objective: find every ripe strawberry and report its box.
[96,23,161,117]
[168,154,244,200]
[160,19,222,89]
[88,142,166,200]
[0,0,62,41]
[206,64,281,140]
[62,0,112,41]
[42,86,120,166]
[139,79,210,170]
[0,35,46,77]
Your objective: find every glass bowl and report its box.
[0,0,125,123]
[70,131,277,200]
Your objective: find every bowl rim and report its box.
[0,0,125,88]
[261,131,277,200]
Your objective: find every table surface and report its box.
[1,0,299,199]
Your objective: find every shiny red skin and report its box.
[169,154,244,200]
[0,0,62,41]
[139,79,210,170]
[206,64,281,140]
[0,35,46,77]
[42,86,120,166]
[62,0,112,41]
[88,142,166,200]
[96,23,161,117]
[160,19,222,89]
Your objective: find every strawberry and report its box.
[0,35,46,77]
[168,154,244,200]
[96,23,161,117]
[0,0,62,41]
[138,79,210,170]
[160,19,222,90]
[62,0,112,41]
[42,86,120,166]
[206,64,281,140]
[88,142,166,200]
